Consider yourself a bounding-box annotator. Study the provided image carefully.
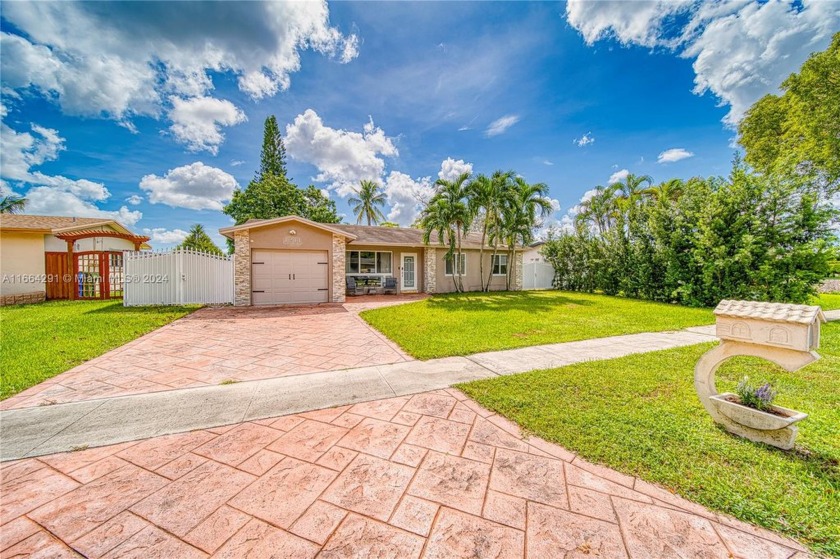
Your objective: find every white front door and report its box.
[401,253,417,291]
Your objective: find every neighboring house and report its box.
[522,241,546,264]
[0,215,150,305]
[220,215,523,306]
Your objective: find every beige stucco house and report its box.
[220,215,523,306]
[0,214,150,305]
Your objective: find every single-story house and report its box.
[0,214,150,305]
[219,215,523,306]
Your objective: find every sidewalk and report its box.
[1,328,716,461]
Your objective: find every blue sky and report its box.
[1,1,837,248]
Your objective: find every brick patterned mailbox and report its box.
[695,300,826,450]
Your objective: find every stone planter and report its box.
[709,393,807,431]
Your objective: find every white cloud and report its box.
[140,162,239,210]
[657,148,694,163]
[485,115,520,137]
[230,160,245,167]
[565,0,840,125]
[543,160,554,166]
[0,2,357,123]
[0,120,140,225]
[24,187,142,226]
[574,132,595,147]
[125,194,143,205]
[383,171,434,226]
[608,169,629,185]
[438,158,473,182]
[143,227,189,245]
[284,109,398,197]
[168,96,247,154]
[0,122,65,181]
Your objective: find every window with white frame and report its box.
[492,254,508,275]
[346,251,392,274]
[444,253,467,276]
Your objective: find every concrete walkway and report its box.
[1,329,716,461]
[0,390,808,558]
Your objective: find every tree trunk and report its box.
[478,221,488,292]
[456,225,464,292]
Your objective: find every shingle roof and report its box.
[333,224,488,248]
[714,300,826,325]
[0,214,112,232]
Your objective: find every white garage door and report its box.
[251,250,329,305]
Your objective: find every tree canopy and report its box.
[178,224,223,255]
[223,115,339,230]
[739,32,840,191]
[349,180,387,225]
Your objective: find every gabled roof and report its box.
[714,300,826,325]
[0,214,116,233]
[219,215,358,240]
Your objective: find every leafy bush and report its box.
[541,161,837,306]
[735,376,778,412]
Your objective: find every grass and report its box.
[361,291,714,359]
[1,300,196,400]
[813,292,840,310]
[459,322,840,556]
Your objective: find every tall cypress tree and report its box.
[256,115,288,181]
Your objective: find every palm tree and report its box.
[469,170,515,291]
[644,178,684,203]
[348,180,387,225]
[420,172,471,292]
[501,177,553,289]
[611,173,653,203]
[0,195,27,214]
[576,185,618,235]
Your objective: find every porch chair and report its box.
[383,276,398,295]
[346,277,366,296]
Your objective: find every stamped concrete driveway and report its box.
[0,390,806,558]
[2,302,413,410]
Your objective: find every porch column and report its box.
[424,248,437,294]
[514,251,524,291]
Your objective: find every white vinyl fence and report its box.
[123,248,233,306]
[523,262,555,290]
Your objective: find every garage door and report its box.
[251,250,329,305]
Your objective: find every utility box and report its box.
[714,300,826,352]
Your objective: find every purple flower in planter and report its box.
[736,376,778,412]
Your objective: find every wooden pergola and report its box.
[48,229,151,300]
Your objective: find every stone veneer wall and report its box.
[0,291,46,306]
[332,235,346,303]
[514,251,524,291]
[424,248,437,293]
[234,230,251,306]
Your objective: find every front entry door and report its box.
[401,253,417,292]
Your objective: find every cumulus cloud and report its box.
[0,121,141,224]
[285,109,398,197]
[125,194,143,205]
[383,171,434,226]
[140,162,238,211]
[143,227,189,245]
[608,169,630,185]
[0,2,357,125]
[574,132,595,147]
[485,115,520,137]
[658,148,694,163]
[438,158,473,182]
[565,0,840,124]
[168,96,247,154]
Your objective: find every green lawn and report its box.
[361,291,714,359]
[0,300,196,400]
[813,292,840,310]
[459,322,840,556]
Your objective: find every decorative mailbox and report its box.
[695,300,826,450]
